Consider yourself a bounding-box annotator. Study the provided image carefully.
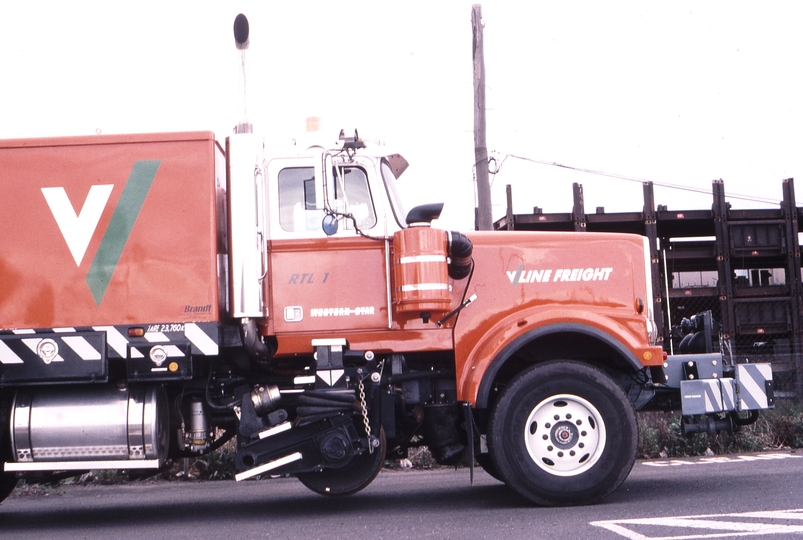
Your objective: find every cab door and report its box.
[266,154,391,334]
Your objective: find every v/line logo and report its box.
[41,160,161,305]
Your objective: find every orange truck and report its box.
[0,127,775,506]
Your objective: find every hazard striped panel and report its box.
[680,379,725,415]
[0,323,220,384]
[92,322,219,358]
[127,343,193,381]
[679,370,773,416]
[737,363,774,411]
[92,326,130,358]
[4,323,218,359]
[0,331,106,384]
[184,323,219,355]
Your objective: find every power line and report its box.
[503,153,783,206]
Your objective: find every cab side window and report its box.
[278,167,322,232]
[277,165,377,233]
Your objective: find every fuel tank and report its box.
[10,384,168,463]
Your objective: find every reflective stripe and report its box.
[165,345,185,357]
[704,382,721,412]
[401,283,449,292]
[399,255,447,264]
[62,336,102,361]
[94,326,128,358]
[6,459,161,472]
[235,452,302,482]
[738,364,772,410]
[185,323,219,355]
[145,332,170,343]
[0,340,24,364]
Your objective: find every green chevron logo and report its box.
[85,160,160,304]
[43,160,161,305]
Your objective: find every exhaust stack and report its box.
[233,13,252,134]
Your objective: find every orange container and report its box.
[392,227,450,316]
[0,132,224,329]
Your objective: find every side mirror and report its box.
[322,214,339,236]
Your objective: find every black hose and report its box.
[734,410,760,426]
[296,395,358,407]
[448,231,473,280]
[296,404,361,416]
[300,390,357,403]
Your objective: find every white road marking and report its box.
[642,453,801,467]
[591,508,803,539]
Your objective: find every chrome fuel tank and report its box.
[10,385,167,463]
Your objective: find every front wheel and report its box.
[488,361,637,506]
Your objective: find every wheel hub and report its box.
[523,394,606,477]
[551,422,578,448]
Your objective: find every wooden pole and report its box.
[472,4,492,230]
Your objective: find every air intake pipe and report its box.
[447,231,473,280]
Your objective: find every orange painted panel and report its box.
[268,237,390,333]
[0,132,223,329]
[452,230,661,402]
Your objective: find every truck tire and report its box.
[487,361,637,506]
[475,453,503,482]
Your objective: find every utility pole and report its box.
[472,4,492,230]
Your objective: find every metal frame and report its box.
[497,178,803,396]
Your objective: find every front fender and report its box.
[455,308,662,407]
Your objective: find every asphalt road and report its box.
[1,451,802,540]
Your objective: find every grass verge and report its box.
[638,401,803,458]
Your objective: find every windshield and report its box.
[381,159,408,228]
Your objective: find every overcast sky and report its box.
[2,1,800,230]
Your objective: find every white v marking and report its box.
[42,185,114,266]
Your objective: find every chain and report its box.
[357,377,376,454]
[720,332,734,365]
